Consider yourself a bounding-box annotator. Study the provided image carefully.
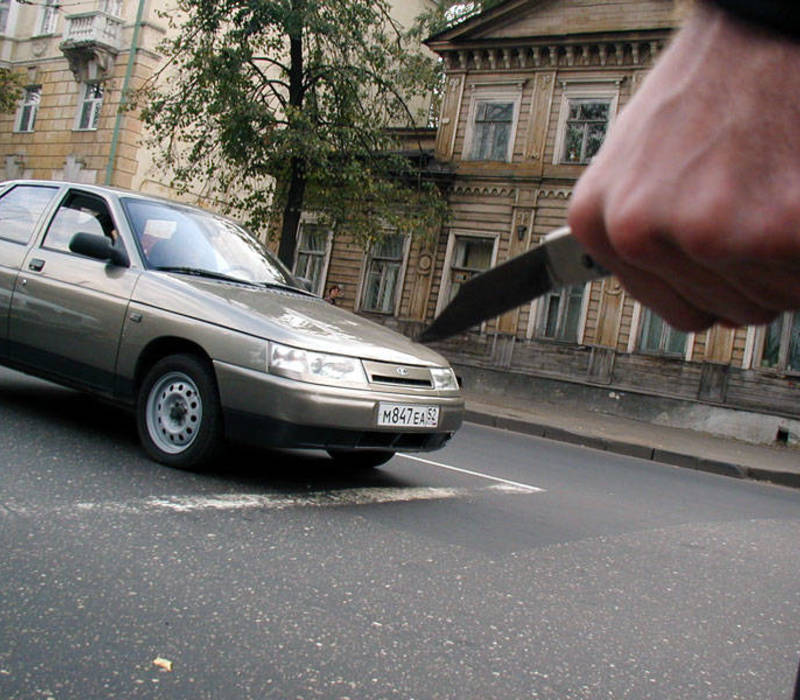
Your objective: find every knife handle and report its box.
[543,226,610,287]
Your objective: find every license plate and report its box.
[377,403,439,428]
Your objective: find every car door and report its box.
[0,183,62,360]
[8,188,140,395]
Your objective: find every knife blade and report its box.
[419,226,609,343]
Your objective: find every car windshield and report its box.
[121,197,297,287]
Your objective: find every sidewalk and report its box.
[462,390,800,489]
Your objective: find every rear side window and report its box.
[0,185,59,244]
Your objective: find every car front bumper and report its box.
[214,361,464,452]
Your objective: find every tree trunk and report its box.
[277,25,305,268]
[278,156,306,267]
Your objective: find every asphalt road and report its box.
[1,366,798,699]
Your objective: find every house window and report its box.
[37,0,58,35]
[76,82,104,130]
[15,86,40,133]
[760,312,800,372]
[294,223,329,295]
[562,100,610,164]
[469,101,514,161]
[361,234,406,314]
[447,235,494,302]
[539,284,585,343]
[0,0,10,34]
[639,308,688,356]
[100,0,123,15]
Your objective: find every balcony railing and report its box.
[61,11,123,52]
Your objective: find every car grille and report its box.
[362,360,433,389]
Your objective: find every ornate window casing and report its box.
[553,80,620,165]
[293,221,332,296]
[463,84,523,162]
[752,312,800,373]
[15,86,41,133]
[358,233,409,315]
[436,230,499,325]
[75,81,104,130]
[529,283,589,343]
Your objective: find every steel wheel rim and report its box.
[146,371,203,454]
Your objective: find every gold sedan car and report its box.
[0,180,463,469]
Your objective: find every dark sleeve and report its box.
[710,0,800,39]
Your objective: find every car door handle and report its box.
[28,258,45,272]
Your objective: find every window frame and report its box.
[552,80,620,166]
[15,85,41,133]
[462,84,522,163]
[74,81,104,131]
[529,283,590,344]
[356,232,410,316]
[752,312,800,374]
[632,304,690,358]
[36,0,58,35]
[292,221,332,297]
[435,229,499,322]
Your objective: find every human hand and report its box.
[568,2,800,332]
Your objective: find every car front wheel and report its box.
[137,354,223,469]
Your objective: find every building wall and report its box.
[410,0,799,421]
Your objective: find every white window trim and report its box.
[749,313,800,374]
[74,81,104,131]
[35,0,58,36]
[0,0,20,36]
[435,229,499,325]
[526,282,591,343]
[462,84,523,163]
[552,80,621,166]
[354,233,411,316]
[293,218,333,297]
[14,85,40,133]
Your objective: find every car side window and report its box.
[0,184,59,244]
[42,191,117,253]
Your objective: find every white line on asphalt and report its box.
[397,454,545,493]
[1,483,540,519]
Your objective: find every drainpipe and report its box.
[104,0,147,186]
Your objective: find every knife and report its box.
[419,226,610,343]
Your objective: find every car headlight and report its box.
[269,342,368,386]
[430,367,459,391]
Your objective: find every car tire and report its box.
[137,354,223,469]
[326,449,395,470]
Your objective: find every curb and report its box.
[464,408,800,490]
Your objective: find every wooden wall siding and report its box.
[726,371,800,417]
[611,352,704,398]
[617,297,636,352]
[480,0,676,40]
[503,339,593,376]
[323,233,367,310]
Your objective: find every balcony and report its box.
[60,11,124,82]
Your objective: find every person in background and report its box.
[324,284,342,305]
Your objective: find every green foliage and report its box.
[0,68,24,115]
[135,0,449,265]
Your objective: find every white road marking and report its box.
[397,454,545,493]
[1,482,540,519]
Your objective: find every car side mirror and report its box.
[69,232,130,268]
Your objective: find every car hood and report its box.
[133,273,449,366]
